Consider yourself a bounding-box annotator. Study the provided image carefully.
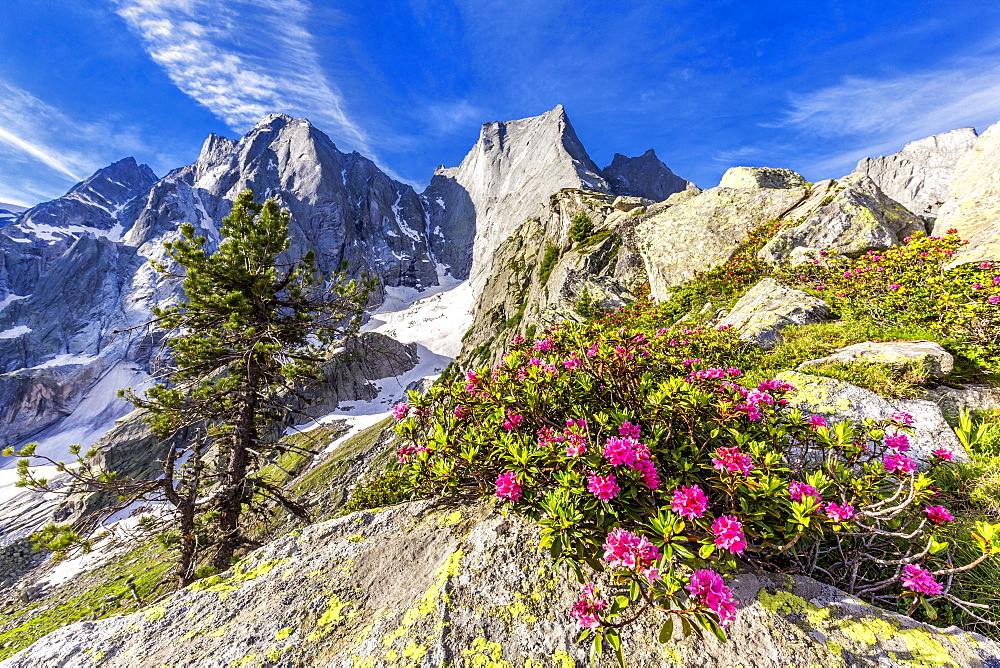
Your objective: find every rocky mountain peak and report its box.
[854,126,978,220]
[423,105,611,284]
[602,148,695,201]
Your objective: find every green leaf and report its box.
[658,618,674,643]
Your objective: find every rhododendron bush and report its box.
[391,297,1000,662]
[785,230,1000,372]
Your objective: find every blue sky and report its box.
[1,0,999,207]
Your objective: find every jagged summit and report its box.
[603,148,695,201]
[423,105,612,284]
[853,127,978,220]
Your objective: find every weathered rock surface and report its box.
[611,195,652,212]
[933,120,1000,266]
[5,498,997,667]
[776,371,968,463]
[924,384,1000,419]
[717,278,832,350]
[717,166,808,190]
[854,128,978,221]
[460,189,645,364]
[759,174,927,265]
[603,149,695,202]
[798,340,955,378]
[637,180,809,298]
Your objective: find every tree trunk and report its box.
[211,356,261,572]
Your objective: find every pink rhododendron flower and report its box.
[711,515,747,554]
[902,564,943,595]
[884,453,916,475]
[502,411,524,431]
[536,427,564,448]
[587,473,620,500]
[562,355,581,369]
[808,415,828,428]
[453,405,470,419]
[464,371,480,393]
[993,276,1000,285]
[825,503,855,522]
[392,403,410,420]
[972,283,984,290]
[618,420,641,439]
[932,448,954,462]
[981,262,993,269]
[712,446,754,475]
[397,444,429,463]
[632,458,661,490]
[890,411,915,426]
[570,584,606,629]
[565,433,587,457]
[989,296,1000,305]
[924,505,954,524]
[495,471,522,501]
[789,481,821,503]
[603,436,640,466]
[889,283,901,290]
[511,334,525,345]
[884,433,910,452]
[671,485,708,519]
[603,528,661,570]
[533,337,555,352]
[686,569,738,626]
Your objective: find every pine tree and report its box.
[7,190,370,585]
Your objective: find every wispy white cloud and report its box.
[116,0,372,155]
[0,80,153,205]
[781,53,1000,176]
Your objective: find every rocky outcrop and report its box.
[717,167,808,190]
[637,171,810,298]
[460,189,645,364]
[423,106,611,284]
[602,149,695,202]
[933,120,1000,266]
[854,127,978,221]
[759,174,926,265]
[776,370,967,463]
[5,498,997,667]
[798,340,954,378]
[718,279,832,349]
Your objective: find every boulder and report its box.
[717,278,832,350]
[797,340,954,378]
[3,498,996,667]
[637,186,808,298]
[776,370,968,463]
[924,384,1000,419]
[759,174,927,265]
[933,120,1000,266]
[612,195,652,212]
[717,166,808,190]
